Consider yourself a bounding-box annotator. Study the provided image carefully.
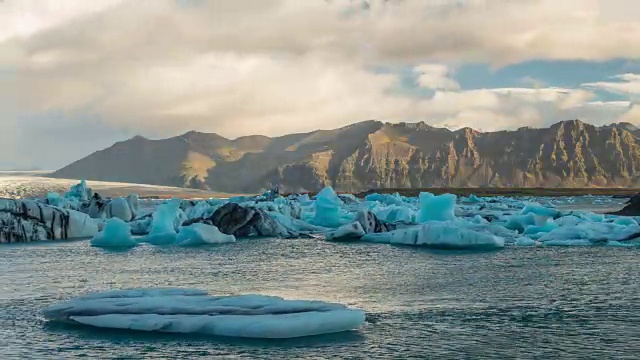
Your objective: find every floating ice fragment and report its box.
[515,237,537,246]
[90,218,136,248]
[175,223,236,246]
[521,204,560,218]
[361,223,504,249]
[418,193,456,222]
[365,193,405,206]
[325,222,365,241]
[43,288,366,339]
[141,199,181,244]
[613,217,639,227]
[313,187,345,228]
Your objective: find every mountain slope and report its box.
[52,120,640,192]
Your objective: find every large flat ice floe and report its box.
[43,288,366,339]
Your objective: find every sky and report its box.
[2,0,640,169]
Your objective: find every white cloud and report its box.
[618,104,640,123]
[583,73,640,95]
[0,0,125,41]
[414,64,459,90]
[2,0,640,167]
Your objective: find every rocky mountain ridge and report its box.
[52,120,640,192]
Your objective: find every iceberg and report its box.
[65,180,92,202]
[373,205,416,223]
[465,194,484,203]
[0,199,98,243]
[365,193,405,206]
[43,288,366,339]
[209,203,293,238]
[361,223,504,249]
[538,222,640,245]
[91,218,137,248]
[416,223,504,249]
[175,223,236,246]
[355,210,393,234]
[515,237,537,246]
[141,199,181,245]
[313,186,344,228]
[325,222,366,241]
[418,193,456,222]
[521,203,560,219]
[45,192,63,207]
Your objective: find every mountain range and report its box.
[52,119,640,193]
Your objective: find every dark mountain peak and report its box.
[455,126,478,134]
[178,130,227,141]
[551,119,589,129]
[130,135,148,141]
[605,122,640,133]
[387,121,434,131]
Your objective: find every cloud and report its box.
[3,0,640,168]
[414,64,459,90]
[583,73,640,95]
[0,0,126,41]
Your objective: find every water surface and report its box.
[1,238,639,359]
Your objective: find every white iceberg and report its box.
[43,288,366,339]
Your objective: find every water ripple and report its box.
[1,239,639,358]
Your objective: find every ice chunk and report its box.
[43,288,366,339]
[362,227,419,245]
[69,211,101,239]
[418,193,456,222]
[65,180,92,202]
[175,223,236,246]
[356,210,393,234]
[515,237,537,246]
[105,197,135,222]
[210,203,294,238]
[365,193,405,206]
[465,194,484,203]
[45,192,63,207]
[416,223,504,249]
[325,222,365,241]
[90,218,136,248]
[504,213,537,233]
[523,220,559,238]
[150,200,181,233]
[613,217,639,226]
[521,203,560,218]
[373,205,416,223]
[571,211,605,222]
[464,223,520,244]
[313,187,344,228]
[539,222,640,245]
[268,211,330,233]
[555,215,581,227]
[338,193,359,205]
[470,215,488,224]
[0,199,98,243]
[141,199,181,245]
[362,223,504,249]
